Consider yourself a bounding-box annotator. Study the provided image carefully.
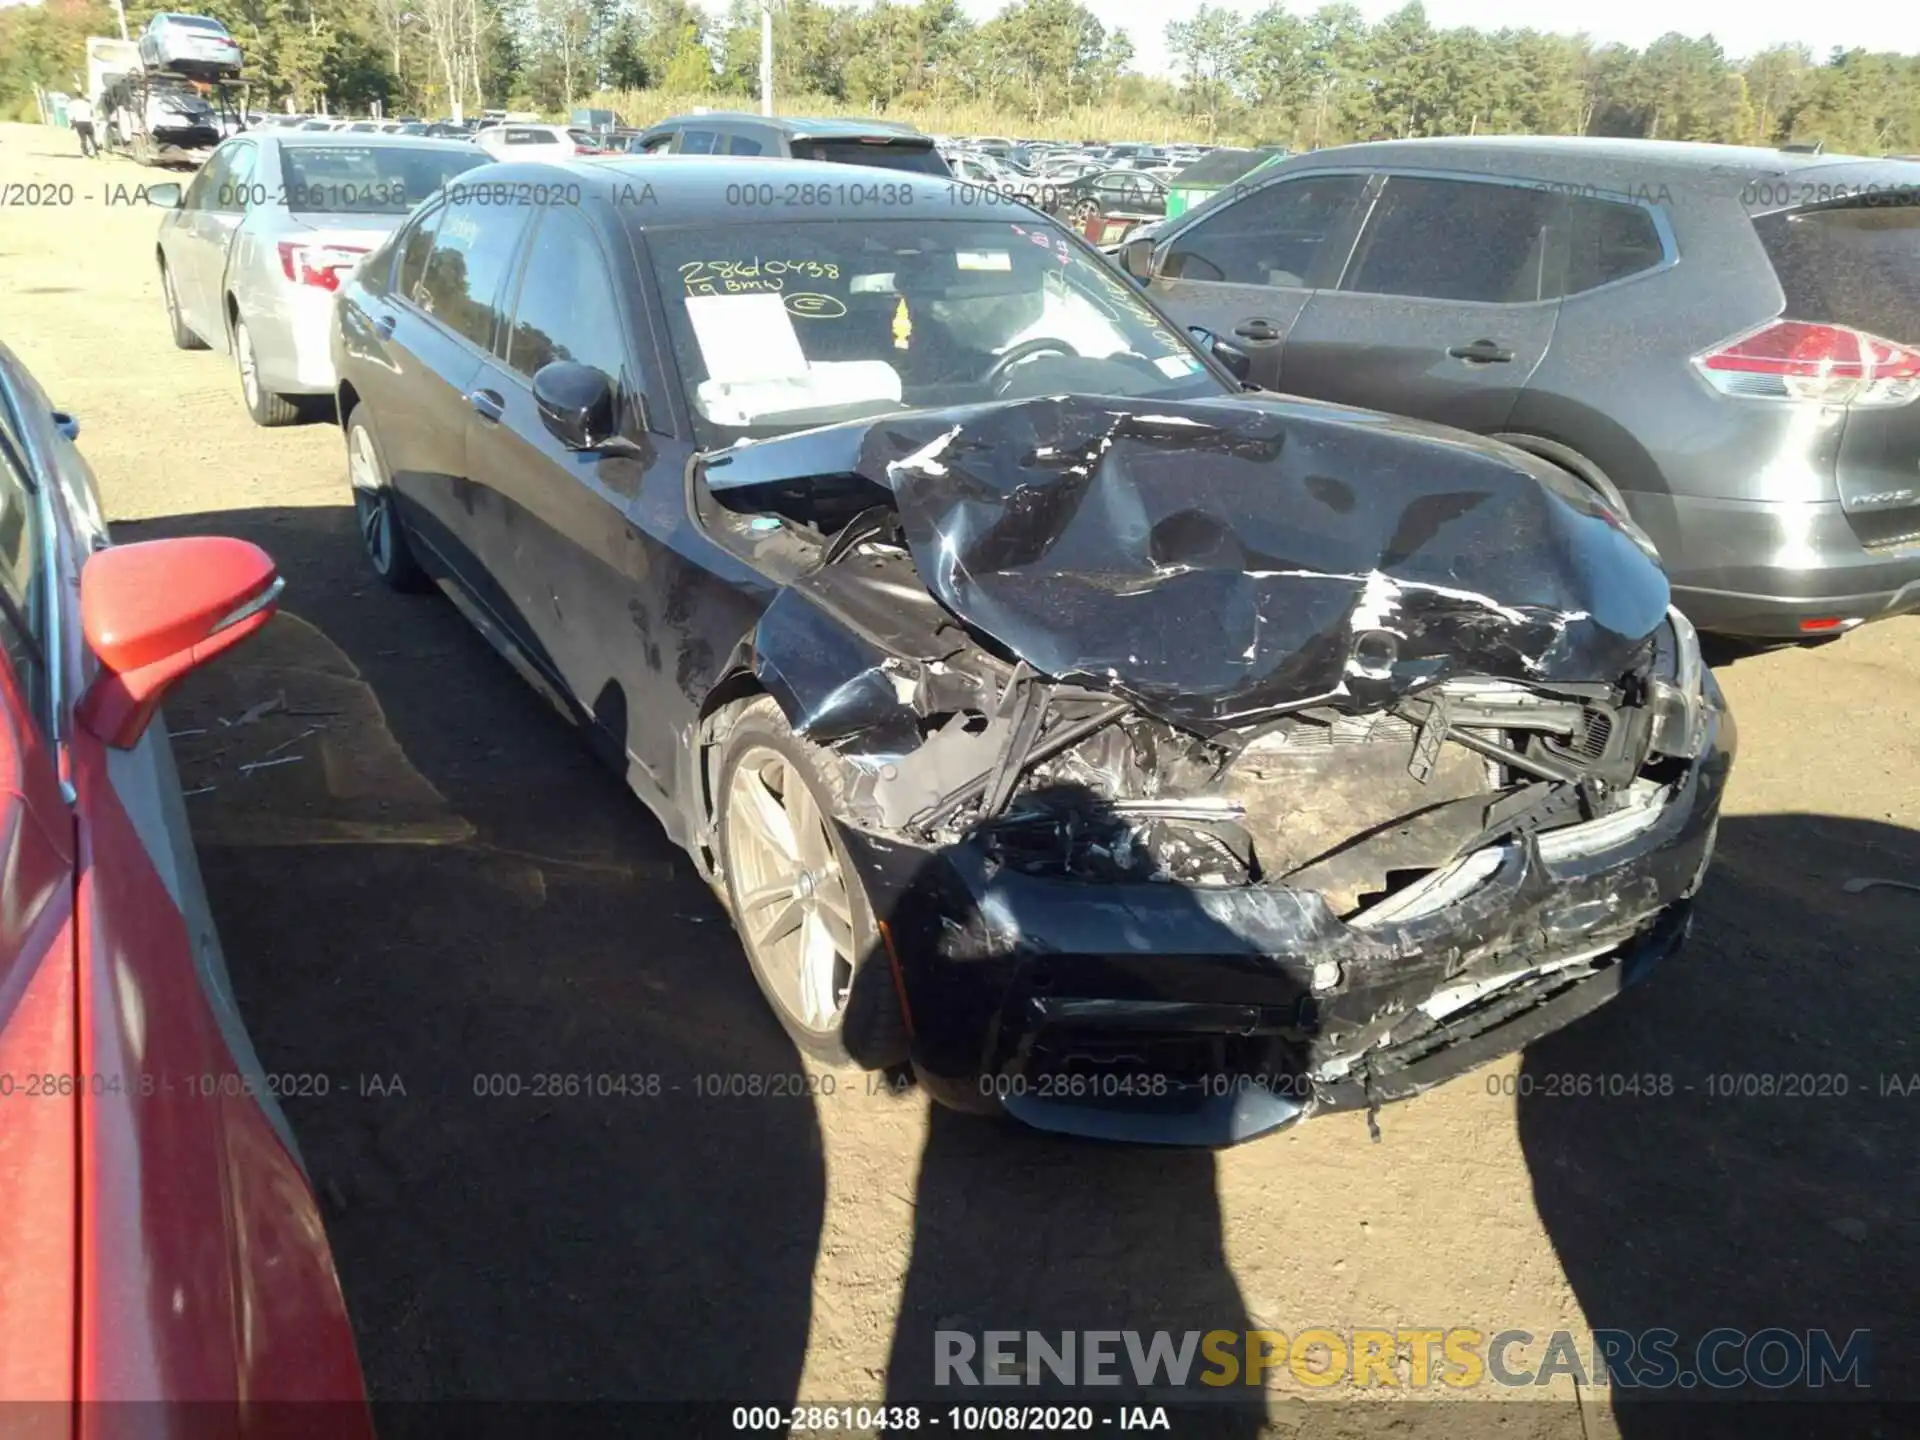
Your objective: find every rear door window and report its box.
[678,130,719,155]
[1564,195,1665,293]
[1163,173,1368,288]
[504,211,634,393]
[212,141,255,212]
[1753,195,1920,344]
[419,199,532,350]
[726,132,765,156]
[1343,176,1563,303]
[395,202,444,301]
[183,142,238,209]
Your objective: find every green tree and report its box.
[1365,2,1433,137]
[1298,3,1373,146]
[1634,32,1747,141]
[1237,4,1313,121]
[1744,43,1811,143]
[1788,49,1920,153]
[1165,3,1242,124]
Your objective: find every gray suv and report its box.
[1128,137,1920,639]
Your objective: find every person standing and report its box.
[69,95,98,157]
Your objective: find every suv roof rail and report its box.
[1779,141,1824,154]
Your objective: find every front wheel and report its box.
[160,260,206,350]
[345,406,429,591]
[716,701,909,1069]
[234,317,300,426]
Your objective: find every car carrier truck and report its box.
[86,34,242,166]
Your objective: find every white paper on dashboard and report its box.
[695,361,903,426]
[685,292,809,384]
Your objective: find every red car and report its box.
[0,341,368,1436]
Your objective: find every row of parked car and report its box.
[148,119,1920,641]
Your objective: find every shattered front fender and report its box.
[735,586,922,748]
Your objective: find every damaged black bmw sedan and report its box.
[333,157,1735,1145]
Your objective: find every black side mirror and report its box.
[1120,235,1155,282]
[1188,326,1252,383]
[52,410,80,441]
[533,362,620,450]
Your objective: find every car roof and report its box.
[456,155,1037,228]
[1277,135,1920,197]
[646,111,929,141]
[255,130,481,151]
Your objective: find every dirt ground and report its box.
[3,122,1916,1436]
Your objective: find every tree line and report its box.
[3,0,1917,155]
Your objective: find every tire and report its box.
[345,404,429,592]
[160,259,207,350]
[716,699,910,1069]
[233,317,301,427]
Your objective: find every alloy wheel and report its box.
[348,424,393,573]
[723,745,857,1034]
[237,323,259,408]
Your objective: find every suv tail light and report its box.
[278,241,370,292]
[1694,319,1920,408]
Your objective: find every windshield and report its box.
[650,218,1225,446]
[279,145,487,215]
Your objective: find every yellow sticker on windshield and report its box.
[893,296,912,350]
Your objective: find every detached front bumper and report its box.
[845,702,1733,1148]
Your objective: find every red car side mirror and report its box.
[76,537,283,749]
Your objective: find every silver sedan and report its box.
[150,131,486,425]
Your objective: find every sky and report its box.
[947,0,1920,75]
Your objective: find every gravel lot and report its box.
[4,122,1916,1438]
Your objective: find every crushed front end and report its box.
[700,395,1737,1145]
[834,638,1731,1145]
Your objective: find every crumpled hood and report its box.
[706,394,1672,732]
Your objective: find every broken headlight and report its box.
[980,803,1254,885]
[1647,606,1706,760]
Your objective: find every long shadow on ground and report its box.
[134,501,825,1405]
